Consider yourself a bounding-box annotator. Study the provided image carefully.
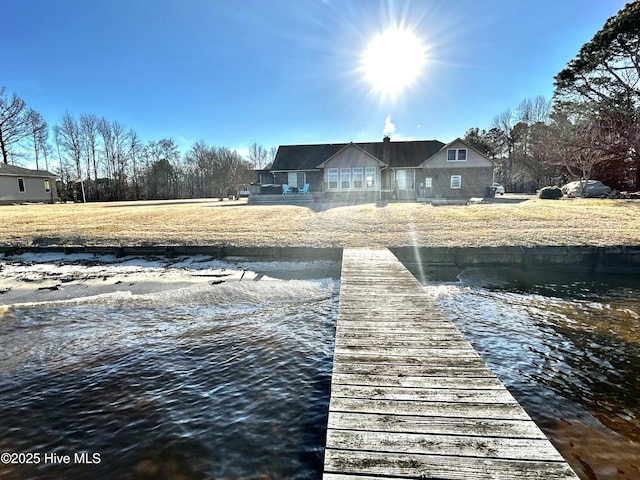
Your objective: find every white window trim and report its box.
[328,166,379,191]
[365,167,376,189]
[447,148,467,162]
[340,168,351,190]
[424,177,432,188]
[17,177,26,193]
[352,168,363,189]
[44,179,51,192]
[450,175,462,189]
[327,168,338,189]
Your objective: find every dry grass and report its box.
[1,197,639,248]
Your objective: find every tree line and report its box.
[464,2,640,194]
[0,88,274,202]
[2,3,638,199]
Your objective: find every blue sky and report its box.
[3,0,629,160]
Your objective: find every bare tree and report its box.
[516,96,551,125]
[97,117,115,180]
[547,111,613,194]
[80,114,100,181]
[490,97,554,191]
[26,109,48,170]
[128,130,143,199]
[54,112,83,179]
[0,87,32,164]
[247,142,270,169]
[112,121,130,197]
[185,140,214,197]
[268,146,277,168]
[213,146,253,198]
[97,118,131,199]
[525,121,564,188]
[53,112,86,201]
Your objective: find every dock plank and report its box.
[334,345,483,357]
[323,248,579,479]
[330,373,505,389]
[327,411,550,438]
[326,429,566,461]
[329,384,518,403]
[333,361,498,377]
[324,450,578,480]
[329,397,529,419]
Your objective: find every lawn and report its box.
[0,197,638,248]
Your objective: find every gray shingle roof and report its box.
[271,139,445,171]
[0,163,56,177]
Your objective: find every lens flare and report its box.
[361,26,427,99]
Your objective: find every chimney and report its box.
[382,135,391,165]
[382,135,391,190]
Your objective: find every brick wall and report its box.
[423,167,493,199]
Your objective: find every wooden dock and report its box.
[323,248,579,480]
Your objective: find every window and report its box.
[353,168,363,189]
[17,178,25,193]
[395,169,414,190]
[450,175,462,189]
[288,172,303,188]
[44,179,51,192]
[424,177,432,188]
[365,167,376,188]
[447,149,467,162]
[340,168,351,189]
[328,168,338,189]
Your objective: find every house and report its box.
[419,138,496,200]
[269,136,495,201]
[0,163,58,205]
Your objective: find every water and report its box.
[0,255,339,480]
[417,266,640,480]
[4,254,640,480]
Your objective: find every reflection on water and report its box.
[0,258,338,480]
[419,267,640,480]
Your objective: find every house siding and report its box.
[423,167,493,199]
[273,171,323,194]
[0,174,57,204]
[322,145,381,194]
[422,142,493,169]
[421,140,493,169]
[419,139,495,199]
[305,171,323,193]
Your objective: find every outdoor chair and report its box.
[299,183,310,194]
[282,184,291,195]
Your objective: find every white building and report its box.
[0,163,58,205]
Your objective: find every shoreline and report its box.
[3,244,640,274]
[0,252,340,306]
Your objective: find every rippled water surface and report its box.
[0,255,339,480]
[418,266,640,480]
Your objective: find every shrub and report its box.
[538,186,563,199]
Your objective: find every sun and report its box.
[361,26,427,99]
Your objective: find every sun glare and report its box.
[361,26,427,99]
